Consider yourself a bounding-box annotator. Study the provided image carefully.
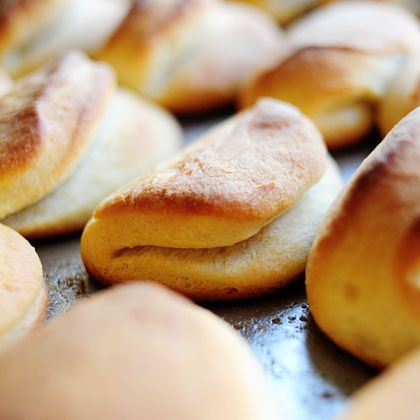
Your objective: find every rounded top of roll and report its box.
[0,283,278,420]
[0,223,43,341]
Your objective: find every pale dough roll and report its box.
[0,0,68,57]
[239,1,420,148]
[97,0,284,114]
[82,156,342,300]
[5,0,132,76]
[3,89,182,238]
[0,283,279,420]
[306,107,420,367]
[0,51,114,219]
[378,53,420,135]
[82,99,327,250]
[0,224,46,353]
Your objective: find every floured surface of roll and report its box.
[240,1,420,148]
[341,350,420,420]
[0,224,46,353]
[3,89,182,238]
[306,107,420,367]
[98,0,284,113]
[0,283,278,420]
[0,51,114,219]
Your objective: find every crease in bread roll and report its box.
[340,349,420,420]
[226,0,328,24]
[0,283,279,420]
[97,0,284,113]
[81,99,343,300]
[2,89,182,239]
[0,50,114,219]
[3,0,133,76]
[0,224,46,353]
[239,1,420,148]
[306,106,420,367]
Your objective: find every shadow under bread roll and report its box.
[0,224,46,353]
[306,106,420,368]
[340,349,420,420]
[239,1,420,149]
[0,283,279,420]
[81,99,343,300]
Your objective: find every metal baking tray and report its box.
[36,114,379,420]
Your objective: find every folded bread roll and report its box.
[0,283,279,420]
[240,1,420,148]
[0,224,46,353]
[306,107,420,367]
[227,0,327,24]
[341,350,420,420]
[0,0,132,75]
[0,51,114,219]
[3,89,182,238]
[81,99,343,300]
[97,0,284,114]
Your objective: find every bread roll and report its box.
[0,0,68,57]
[4,0,132,76]
[2,90,182,238]
[0,283,278,420]
[240,1,420,148]
[81,99,343,300]
[0,224,46,353]
[227,0,327,24]
[0,51,114,219]
[97,0,284,114]
[341,350,420,420]
[306,107,420,367]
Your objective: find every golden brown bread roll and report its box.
[306,106,420,368]
[0,283,279,420]
[340,350,420,420]
[0,0,132,75]
[240,1,420,148]
[0,224,46,353]
[81,99,343,299]
[2,89,182,238]
[227,0,328,24]
[0,51,114,219]
[97,0,284,114]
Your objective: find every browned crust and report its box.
[0,51,115,218]
[96,99,326,222]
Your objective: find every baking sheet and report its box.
[35,116,380,420]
